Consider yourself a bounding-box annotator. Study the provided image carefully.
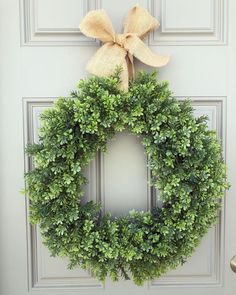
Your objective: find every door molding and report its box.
[20,0,101,46]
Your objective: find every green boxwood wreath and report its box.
[25,71,228,285]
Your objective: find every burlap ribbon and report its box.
[79,5,170,90]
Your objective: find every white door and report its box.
[1,0,236,294]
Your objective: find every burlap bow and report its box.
[79,5,170,90]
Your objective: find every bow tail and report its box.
[126,35,170,68]
[86,43,129,91]
[127,53,135,80]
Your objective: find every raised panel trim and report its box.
[149,0,227,45]
[161,0,215,33]
[20,0,101,46]
[34,0,84,34]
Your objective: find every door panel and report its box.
[102,131,149,217]
[1,0,236,294]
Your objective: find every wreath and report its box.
[25,71,228,285]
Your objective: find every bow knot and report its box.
[114,33,129,48]
[79,5,170,90]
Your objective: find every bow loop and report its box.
[79,9,115,43]
[79,5,170,90]
[123,5,160,39]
